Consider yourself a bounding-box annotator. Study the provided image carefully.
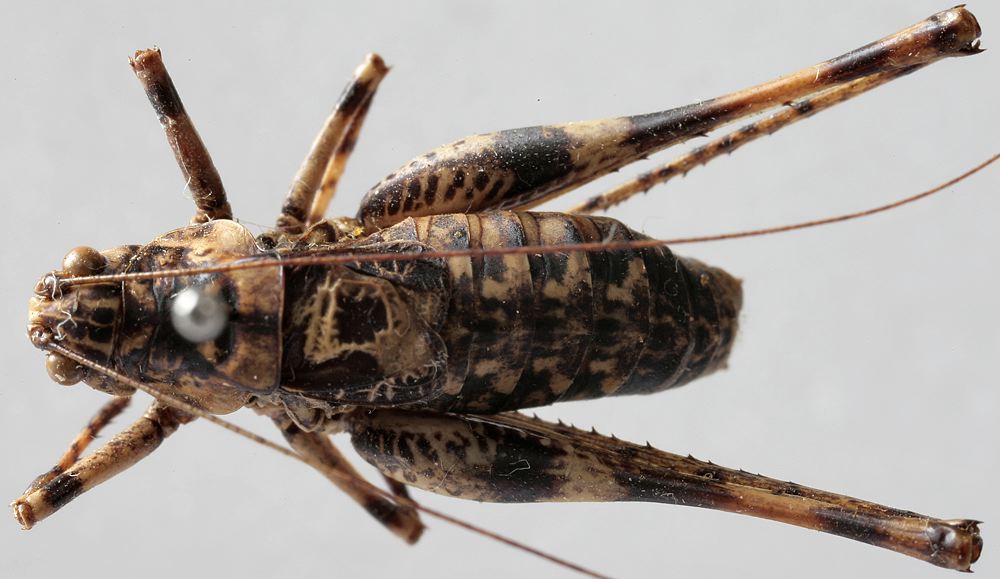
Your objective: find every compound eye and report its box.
[62,246,107,277]
[170,286,229,343]
[46,352,85,386]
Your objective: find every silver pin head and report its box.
[170,286,229,343]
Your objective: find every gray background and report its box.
[2,1,997,577]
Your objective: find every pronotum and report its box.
[5,4,997,578]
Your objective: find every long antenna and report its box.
[56,151,998,288]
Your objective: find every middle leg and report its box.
[277,54,389,234]
[272,415,424,544]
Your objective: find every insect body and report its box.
[280,212,740,413]
[14,7,988,575]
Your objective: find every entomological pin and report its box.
[14,6,993,577]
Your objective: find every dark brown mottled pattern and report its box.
[116,221,281,412]
[433,213,739,411]
[349,409,982,570]
[449,213,535,412]
[28,282,121,367]
[557,217,651,401]
[279,262,448,407]
[335,212,740,413]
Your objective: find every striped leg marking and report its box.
[349,409,981,571]
[569,67,916,215]
[131,49,232,223]
[21,396,132,496]
[12,402,193,529]
[278,54,389,234]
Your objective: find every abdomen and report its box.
[374,212,742,413]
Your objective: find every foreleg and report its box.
[21,396,131,495]
[12,402,193,529]
[347,409,981,571]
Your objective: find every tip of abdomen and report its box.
[678,258,743,382]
